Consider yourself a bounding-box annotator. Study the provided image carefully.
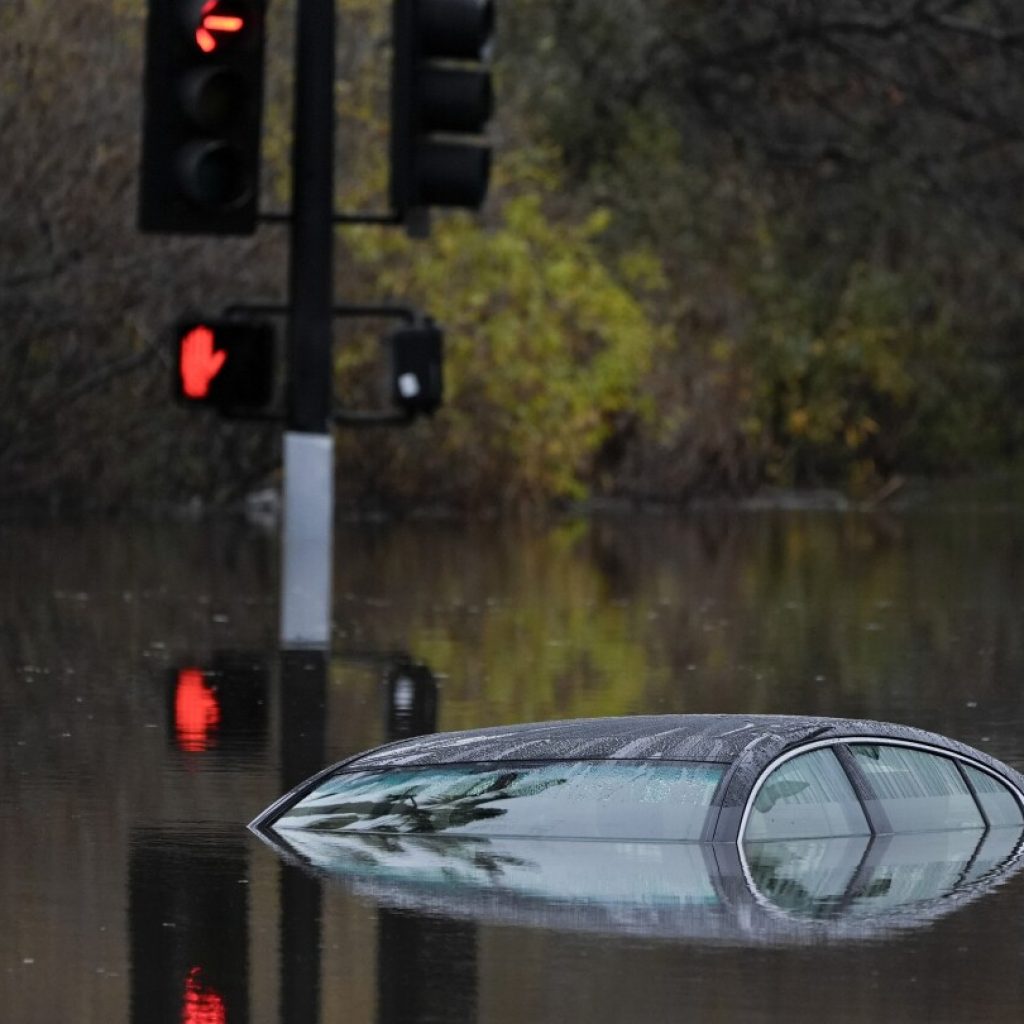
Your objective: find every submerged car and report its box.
[250,714,1024,845]
[251,715,1024,942]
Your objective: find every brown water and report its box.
[4,485,1024,1022]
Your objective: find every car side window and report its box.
[745,748,870,841]
[849,745,984,832]
[274,760,726,840]
[962,765,1024,827]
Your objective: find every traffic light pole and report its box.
[140,1,496,648]
[280,0,336,648]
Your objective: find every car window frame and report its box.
[741,745,873,842]
[737,737,1024,845]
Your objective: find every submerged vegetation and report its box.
[3,0,1024,512]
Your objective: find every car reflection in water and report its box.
[257,824,1024,944]
[252,715,1024,944]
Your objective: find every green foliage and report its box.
[736,253,1002,492]
[341,164,668,506]
[3,0,1024,513]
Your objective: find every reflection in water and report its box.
[183,965,227,1024]
[174,669,222,753]
[128,651,271,1024]
[280,862,322,1024]
[383,660,438,741]
[375,656,478,1024]
[7,503,1024,1023]
[743,830,1024,921]
[277,831,719,906]
[279,651,329,1024]
[262,826,1024,945]
[744,836,866,918]
[166,652,270,762]
[377,912,477,1024]
[129,831,249,1024]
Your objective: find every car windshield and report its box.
[273,760,726,841]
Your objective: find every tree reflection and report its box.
[264,826,1024,944]
[290,769,568,835]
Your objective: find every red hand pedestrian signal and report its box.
[173,318,274,412]
[195,1,245,54]
[180,325,227,398]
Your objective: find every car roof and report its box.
[251,713,1024,844]
[348,713,1019,782]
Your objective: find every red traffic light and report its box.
[174,318,275,412]
[195,1,247,54]
[139,0,266,234]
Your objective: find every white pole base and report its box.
[280,431,334,648]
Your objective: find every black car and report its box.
[251,714,1024,845]
[250,715,1024,942]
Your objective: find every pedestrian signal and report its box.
[173,319,274,412]
[390,322,443,415]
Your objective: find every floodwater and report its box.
[4,480,1024,1022]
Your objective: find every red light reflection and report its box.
[174,669,221,753]
[196,1,245,54]
[182,965,227,1024]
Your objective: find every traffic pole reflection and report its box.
[376,659,478,1024]
[129,831,248,1024]
[183,965,227,1024]
[278,648,328,1024]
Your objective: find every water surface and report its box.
[3,491,1024,1022]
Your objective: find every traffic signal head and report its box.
[390,0,495,223]
[174,319,275,413]
[390,322,443,415]
[140,1,267,234]
[383,660,438,740]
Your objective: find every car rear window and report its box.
[273,760,726,841]
[850,744,984,832]
[962,765,1024,828]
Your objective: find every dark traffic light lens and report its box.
[181,67,248,131]
[417,0,494,60]
[418,67,492,133]
[415,141,491,208]
[177,141,251,208]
